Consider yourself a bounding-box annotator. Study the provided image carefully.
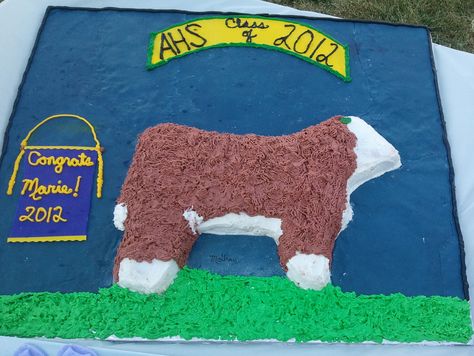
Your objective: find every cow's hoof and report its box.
[286,254,330,290]
[118,258,179,294]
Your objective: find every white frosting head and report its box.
[346,116,401,194]
[339,116,402,234]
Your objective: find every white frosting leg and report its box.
[286,254,330,290]
[113,203,128,231]
[118,258,179,294]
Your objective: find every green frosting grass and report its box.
[0,267,472,343]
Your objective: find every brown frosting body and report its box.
[114,116,356,279]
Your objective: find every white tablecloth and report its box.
[1,0,473,355]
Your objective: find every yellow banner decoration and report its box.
[147,16,351,82]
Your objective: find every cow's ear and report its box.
[346,116,401,194]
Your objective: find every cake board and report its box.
[0,0,472,354]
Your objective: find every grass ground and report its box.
[268,0,474,53]
[1,267,472,343]
[0,0,472,52]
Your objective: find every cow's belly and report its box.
[185,210,282,244]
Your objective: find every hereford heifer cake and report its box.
[0,7,471,345]
[113,116,401,293]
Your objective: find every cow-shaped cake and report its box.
[113,116,401,294]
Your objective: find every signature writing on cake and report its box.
[210,254,239,264]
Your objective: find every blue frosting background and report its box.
[0,8,465,298]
